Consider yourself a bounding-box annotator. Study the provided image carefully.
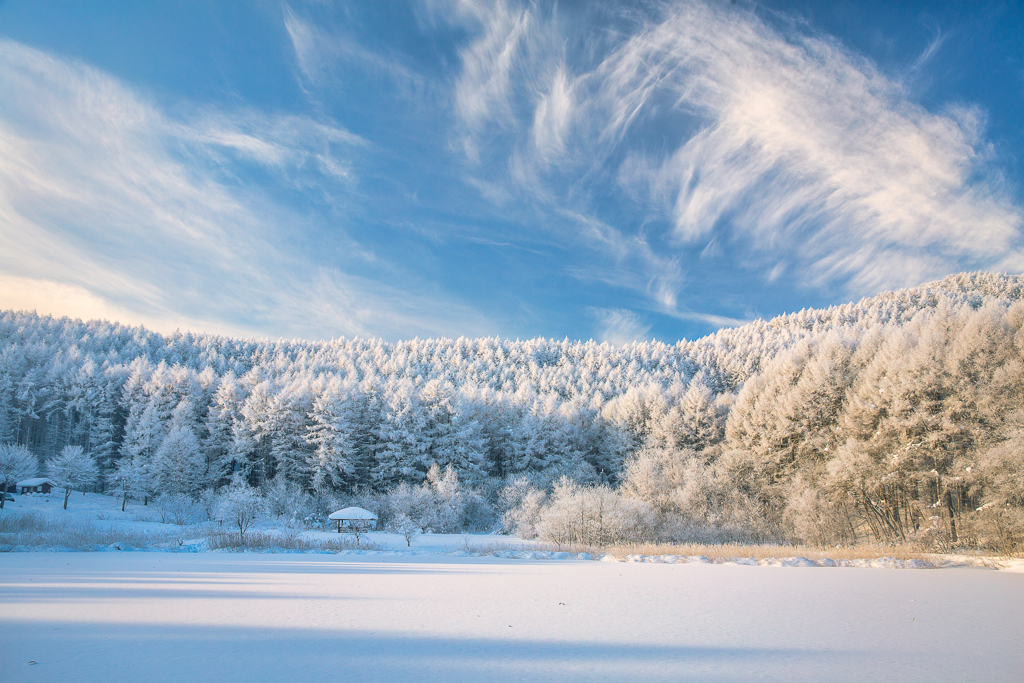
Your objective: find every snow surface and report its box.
[1,552,1022,682]
[3,493,1023,680]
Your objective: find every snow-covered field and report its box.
[2,493,1023,681]
[1,552,1022,682]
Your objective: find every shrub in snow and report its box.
[0,443,37,510]
[203,529,382,552]
[621,446,703,516]
[461,489,497,531]
[783,483,858,547]
[390,513,421,546]
[215,478,265,542]
[386,481,435,529]
[536,478,657,548]
[384,464,495,534]
[655,514,766,545]
[197,488,219,521]
[306,484,346,528]
[261,477,316,524]
[499,476,547,538]
[427,464,463,531]
[46,446,99,510]
[525,456,600,492]
[155,492,199,525]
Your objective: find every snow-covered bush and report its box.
[303,484,348,529]
[383,464,494,533]
[535,478,657,548]
[654,514,766,545]
[108,458,147,512]
[197,488,219,521]
[154,492,199,525]
[385,482,434,529]
[215,478,265,541]
[499,476,547,538]
[261,477,316,525]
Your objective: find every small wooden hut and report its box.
[17,478,57,495]
[328,507,378,533]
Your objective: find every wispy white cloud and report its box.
[283,4,428,99]
[612,6,1024,292]
[556,209,684,311]
[0,38,489,340]
[531,66,574,167]
[450,0,535,161]
[444,0,1024,306]
[591,307,652,346]
[180,110,366,180]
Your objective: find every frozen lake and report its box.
[2,552,1022,682]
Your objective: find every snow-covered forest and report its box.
[2,272,1024,550]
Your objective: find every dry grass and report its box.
[601,542,933,562]
[204,530,383,552]
[0,511,178,550]
[463,538,939,562]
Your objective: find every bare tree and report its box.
[392,513,420,547]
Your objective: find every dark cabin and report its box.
[17,478,56,494]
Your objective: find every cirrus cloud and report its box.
[0,38,492,341]
[446,0,1024,306]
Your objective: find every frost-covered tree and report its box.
[4,272,1024,547]
[46,445,99,510]
[391,513,421,546]
[499,476,546,538]
[151,423,206,495]
[204,370,246,481]
[306,377,357,491]
[0,443,37,509]
[215,477,265,542]
[109,456,147,511]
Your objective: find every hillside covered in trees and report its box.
[2,272,1023,550]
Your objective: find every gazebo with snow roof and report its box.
[328,507,378,534]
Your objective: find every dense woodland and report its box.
[2,272,1023,550]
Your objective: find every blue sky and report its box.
[1,1,1021,344]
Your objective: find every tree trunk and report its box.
[63,486,71,510]
[122,490,128,512]
[945,490,958,542]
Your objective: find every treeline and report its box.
[612,298,1024,551]
[2,272,1023,549]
